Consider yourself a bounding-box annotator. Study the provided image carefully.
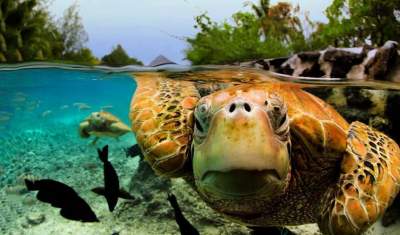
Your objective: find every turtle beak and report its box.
[193,99,290,199]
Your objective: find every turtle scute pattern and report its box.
[130,73,200,177]
[319,121,400,235]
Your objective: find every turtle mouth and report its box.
[200,169,282,198]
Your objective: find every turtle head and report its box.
[89,112,106,126]
[192,86,291,213]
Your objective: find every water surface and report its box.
[1,64,400,235]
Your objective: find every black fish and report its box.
[167,193,199,235]
[124,144,144,160]
[98,145,119,212]
[91,187,136,200]
[248,226,295,235]
[25,179,99,222]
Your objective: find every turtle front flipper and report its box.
[130,73,200,177]
[318,121,400,235]
[79,120,91,138]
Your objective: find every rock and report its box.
[4,185,29,195]
[129,160,171,195]
[25,212,45,226]
[242,41,400,81]
[321,47,366,78]
[306,87,399,146]
[367,41,398,80]
[83,162,98,171]
[21,195,37,206]
[281,55,314,76]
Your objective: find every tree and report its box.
[246,0,305,47]
[0,0,64,62]
[58,3,88,56]
[186,12,291,65]
[101,44,143,67]
[57,3,99,64]
[322,0,400,47]
[64,47,98,65]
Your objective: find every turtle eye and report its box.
[194,102,210,126]
[194,101,210,143]
[265,94,289,140]
[196,103,209,117]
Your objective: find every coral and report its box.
[24,212,46,226]
[4,185,29,195]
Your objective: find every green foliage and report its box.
[186,1,316,65]
[0,0,63,62]
[247,1,304,45]
[186,0,400,64]
[316,0,400,47]
[58,3,88,55]
[186,12,290,65]
[0,0,96,64]
[101,44,143,67]
[63,47,99,65]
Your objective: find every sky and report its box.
[49,0,332,65]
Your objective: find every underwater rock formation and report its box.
[128,160,330,234]
[243,41,400,81]
[128,160,252,234]
[24,212,46,227]
[306,87,400,155]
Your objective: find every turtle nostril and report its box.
[229,103,236,113]
[244,103,251,112]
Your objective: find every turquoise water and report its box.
[1,66,400,234]
[0,68,141,233]
[0,68,135,133]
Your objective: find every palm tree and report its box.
[245,0,270,37]
[0,0,62,62]
[245,0,304,45]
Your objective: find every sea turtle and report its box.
[79,111,131,144]
[129,70,400,235]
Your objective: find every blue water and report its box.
[0,68,136,133]
[2,67,400,235]
[0,68,144,233]
[0,67,138,192]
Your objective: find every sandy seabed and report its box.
[0,125,399,235]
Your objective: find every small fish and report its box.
[12,93,27,103]
[79,104,91,111]
[97,145,119,212]
[101,105,113,111]
[91,187,136,200]
[124,144,144,160]
[60,105,69,110]
[73,102,91,111]
[0,115,10,123]
[25,179,99,222]
[41,110,52,118]
[167,193,199,235]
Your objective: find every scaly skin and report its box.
[129,73,200,177]
[129,70,400,235]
